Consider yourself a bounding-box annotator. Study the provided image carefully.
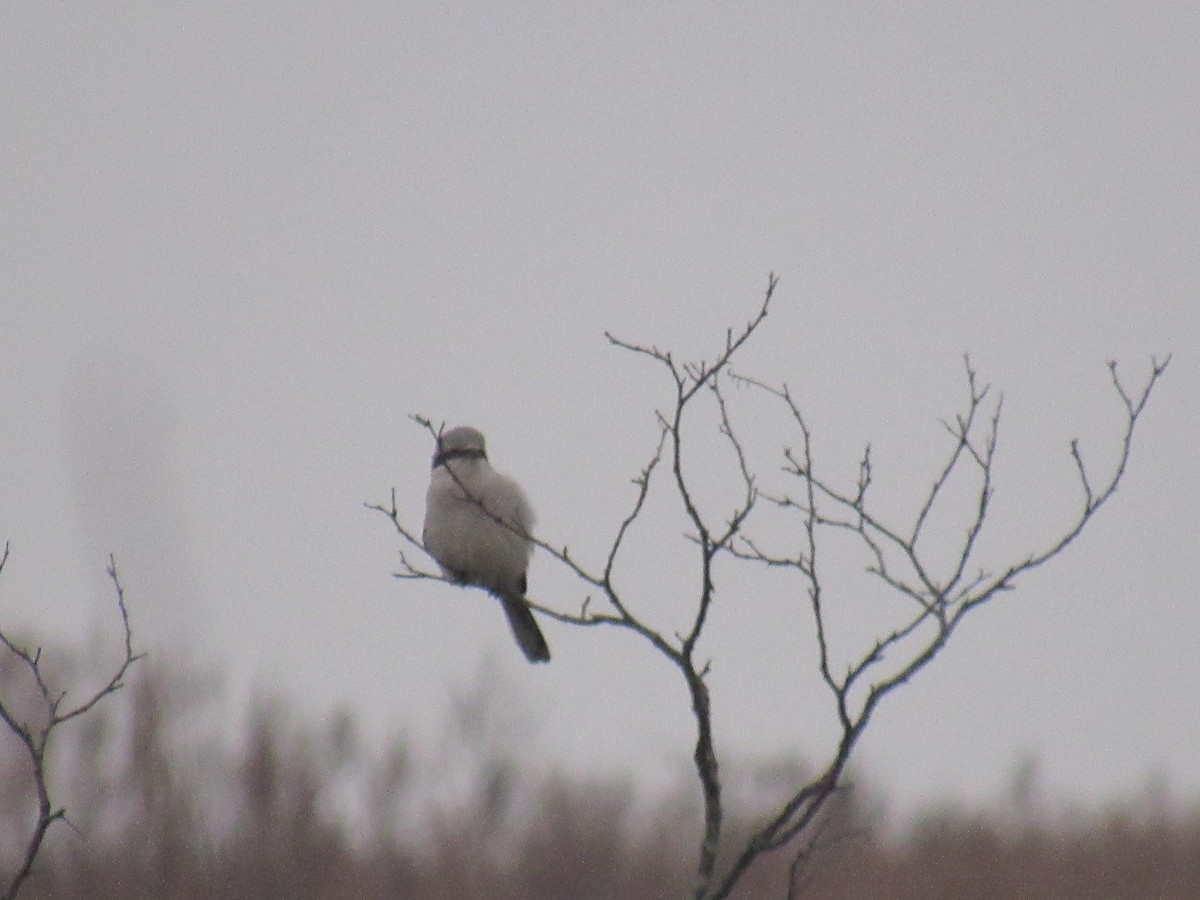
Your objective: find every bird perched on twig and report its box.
[422,426,550,663]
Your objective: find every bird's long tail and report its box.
[498,593,550,663]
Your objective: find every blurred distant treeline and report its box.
[2,644,1197,900]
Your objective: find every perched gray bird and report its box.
[422,426,550,663]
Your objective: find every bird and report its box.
[422,425,551,663]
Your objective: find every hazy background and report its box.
[2,3,1197,823]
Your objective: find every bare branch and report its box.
[374,276,1168,900]
[0,551,142,900]
[911,355,990,550]
[702,354,1169,899]
[956,353,1171,613]
[709,377,759,551]
[602,424,671,590]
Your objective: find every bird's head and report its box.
[433,425,488,469]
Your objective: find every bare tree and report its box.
[0,547,142,900]
[370,276,1169,899]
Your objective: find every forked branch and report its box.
[708,353,1169,898]
[371,278,1168,900]
[0,550,143,900]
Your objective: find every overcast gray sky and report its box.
[2,3,1197,821]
